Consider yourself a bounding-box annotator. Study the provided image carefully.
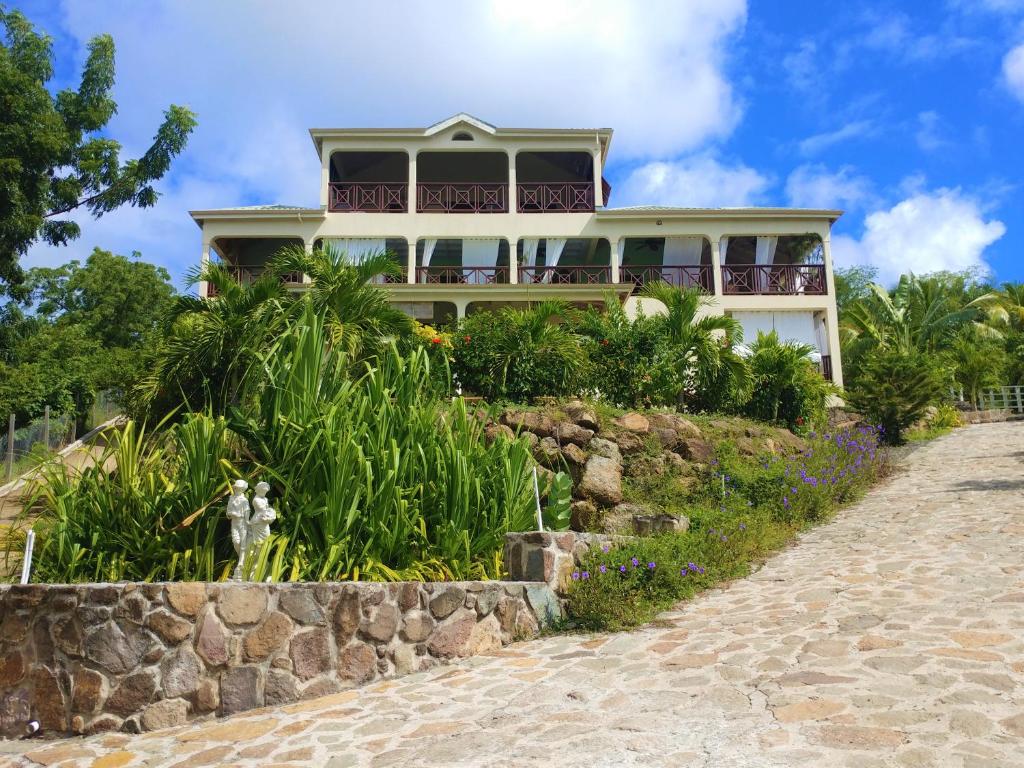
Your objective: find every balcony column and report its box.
[507,151,517,214]
[609,237,621,284]
[710,236,724,295]
[406,238,416,285]
[508,237,519,285]
[408,152,417,214]
[320,149,330,208]
[592,149,603,207]
[821,235,844,387]
[199,240,211,298]
[302,237,314,284]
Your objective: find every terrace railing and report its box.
[415,266,509,285]
[328,182,408,212]
[979,386,1024,414]
[417,183,507,213]
[517,182,595,212]
[205,267,303,297]
[621,265,713,293]
[518,266,611,285]
[722,264,826,295]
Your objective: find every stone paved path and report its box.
[4,422,1024,768]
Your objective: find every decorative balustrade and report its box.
[621,265,713,293]
[414,266,509,285]
[328,182,408,212]
[369,271,408,285]
[517,182,595,212]
[205,267,303,297]
[417,183,507,213]
[518,266,611,285]
[721,264,826,295]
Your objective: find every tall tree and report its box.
[0,7,196,286]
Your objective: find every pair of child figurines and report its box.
[226,479,276,580]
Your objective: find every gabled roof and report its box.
[424,113,496,136]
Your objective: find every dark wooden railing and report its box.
[517,182,595,212]
[518,266,611,284]
[328,182,407,212]
[721,264,826,295]
[621,265,713,293]
[205,267,303,297]
[415,266,509,284]
[820,354,833,382]
[369,271,408,285]
[417,183,507,213]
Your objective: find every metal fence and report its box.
[1,392,119,483]
[979,386,1024,414]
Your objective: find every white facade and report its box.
[190,114,844,386]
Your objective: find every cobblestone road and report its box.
[4,422,1024,767]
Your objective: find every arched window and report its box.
[452,131,474,141]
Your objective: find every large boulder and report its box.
[564,401,599,431]
[501,410,555,438]
[675,437,716,464]
[614,413,650,433]
[560,443,587,467]
[569,500,599,532]
[611,431,645,455]
[483,423,515,445]
[648,412,702,439]
[534,437,562,467]
[552,422,595,447]
[579,455,623,507]
[603,502,648,534]
[588,437,622,462]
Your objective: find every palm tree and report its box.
[489,300,585,398]
[641,282,751,402]
[130,262,288,417]
[268,243,413,359]
[745,330,819,424]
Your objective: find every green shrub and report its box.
[846,348,949,445]
[450,301,586,401]
[742,331,834,430]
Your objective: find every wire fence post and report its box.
[4,413,14,482]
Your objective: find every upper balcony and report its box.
[416,151,508,213]
[516,152,596,213]
[720,235,826,296]
[328,151,409,213]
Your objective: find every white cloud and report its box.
[1004,44,1024,102]
[23,0,749,285]
[797,121,875,156]
[616,154,770,208]
[831,188,1006,284]
[785,165,874,210]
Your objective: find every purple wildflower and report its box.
[739,523,747,530]
[619,565,627,573]
[582,571,590,580]
[599,565,607,574]
[571,571,580,580]
[631,557,639,567]
[647,562,656,570]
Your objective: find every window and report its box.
[452,131,474,141]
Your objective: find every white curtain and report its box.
[542,238,567,283]
[462,238,500,285]
[755,236,778,291]
[328,238,386,265]
[662,237,703,283]
[521,238,540,282]
[814,315,829,362]
[419,238,437,284]
[719,236,729,262]
[615,239,627,279]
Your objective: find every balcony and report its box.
[416,183,507,213]
[415,266,509,284]
[205,266,303,297]
[328,182,407,212]
[621,265,713,293]
[519,265,611,284]
[517,182,594,213]
[722,264,826,295]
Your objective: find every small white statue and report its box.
[249,481,276,547]
[226,480,251,579]
[226,479,277,581]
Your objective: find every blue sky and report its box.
[11,0,1024,288]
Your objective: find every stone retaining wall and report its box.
[503,531,623,595]
[0,579,558,738]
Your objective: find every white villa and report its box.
[190,114,844,385]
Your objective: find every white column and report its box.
[509,237,518,284]
[592,149,603,208]
[199,240,211,298]
[302,238,314,284]
[408,152,417,213]
[710,237,724,296]
[609,237,621,283]
[822,235,843,388]
[406,238,416,284]
[508,152,517,213]
[320,149,330,208]
[455,299,469,319]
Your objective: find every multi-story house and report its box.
[190,113,844,385]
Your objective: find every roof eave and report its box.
[597,207,844,222]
